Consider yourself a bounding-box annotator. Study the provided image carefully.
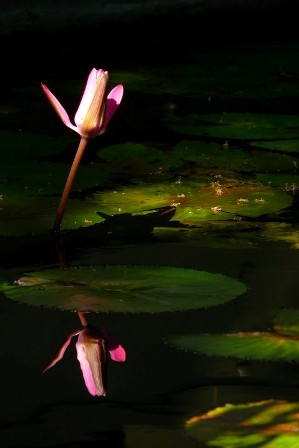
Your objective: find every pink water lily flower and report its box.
[43,326,126,397]
[41,68,124,139]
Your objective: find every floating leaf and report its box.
[255,173,299,190]
[0,193,101,236]
[262,222,299,249]
[171,140,297,172]
[250,139,299,153]
[97,142,165,164]
[94,178,293,226]
[0,131,71,161]
[153,221,263,248]
[272,308,299,338]
[0,265,246,312]
[165,113,299,140]
[185,399,299,447]
[168,332,299,361]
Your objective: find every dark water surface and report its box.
[2,7,299,447]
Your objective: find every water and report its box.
[1,20,299,448]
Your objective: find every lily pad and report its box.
[250,139,299,153]
[0,150,109,235]
[272,308,299,338]
[168,331,299,361]
[0,265,246,312]
[94,178,293,226]
[153,221,263,249]
[262,223,299,249]
[0,192,102,236]
[97,142,165,164]
[185,399,299,447]
[0,131,71,160]
[171,140,297,172]
[166,113,299,140]
[255,173,299,190]
[1,159,108,196]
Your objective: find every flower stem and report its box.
[78,311,89,326]
[52,137,88,233]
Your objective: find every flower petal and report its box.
[100,84,124,135]
[41,83,79,134]
[75,69,108,138]
[42,330,81,373]
[74,68,98,124]
[76,329,107,396]
[100,326,126,362]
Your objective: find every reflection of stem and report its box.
[78,311,89,327]
[53,236,67,269]
[52,137,89,233]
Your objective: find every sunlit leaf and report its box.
[185,399,299,448]
[94,178,293,226]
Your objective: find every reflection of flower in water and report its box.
[43,317,126,396]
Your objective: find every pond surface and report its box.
[1,32,299,447]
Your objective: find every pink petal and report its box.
[100,84,124,135]
[109,344,126,362]
[41,83,79,134]
[75,68,106,126]
[100,326,126,362]
[76,330,107,396]
[74,68,97,124]
[76,339,98,396]
[42,330,81,373]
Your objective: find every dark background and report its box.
[1,0,299,83]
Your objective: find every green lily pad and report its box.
[171,140,297,172]
[166,113,299,140]
[0,192,101,236]
[0,131,71,160]
[94,178,293,226]
[168,331,299,361]
[255,173,299,190]
[1,159,108,195]
[0,137,109,235]
[97,142,165,164]
[185,399,299,447]
[262,223,299,249]
[250,139,299,153]
[153,221,263,248]
[0,265,246,312]
[272,308,299,338]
